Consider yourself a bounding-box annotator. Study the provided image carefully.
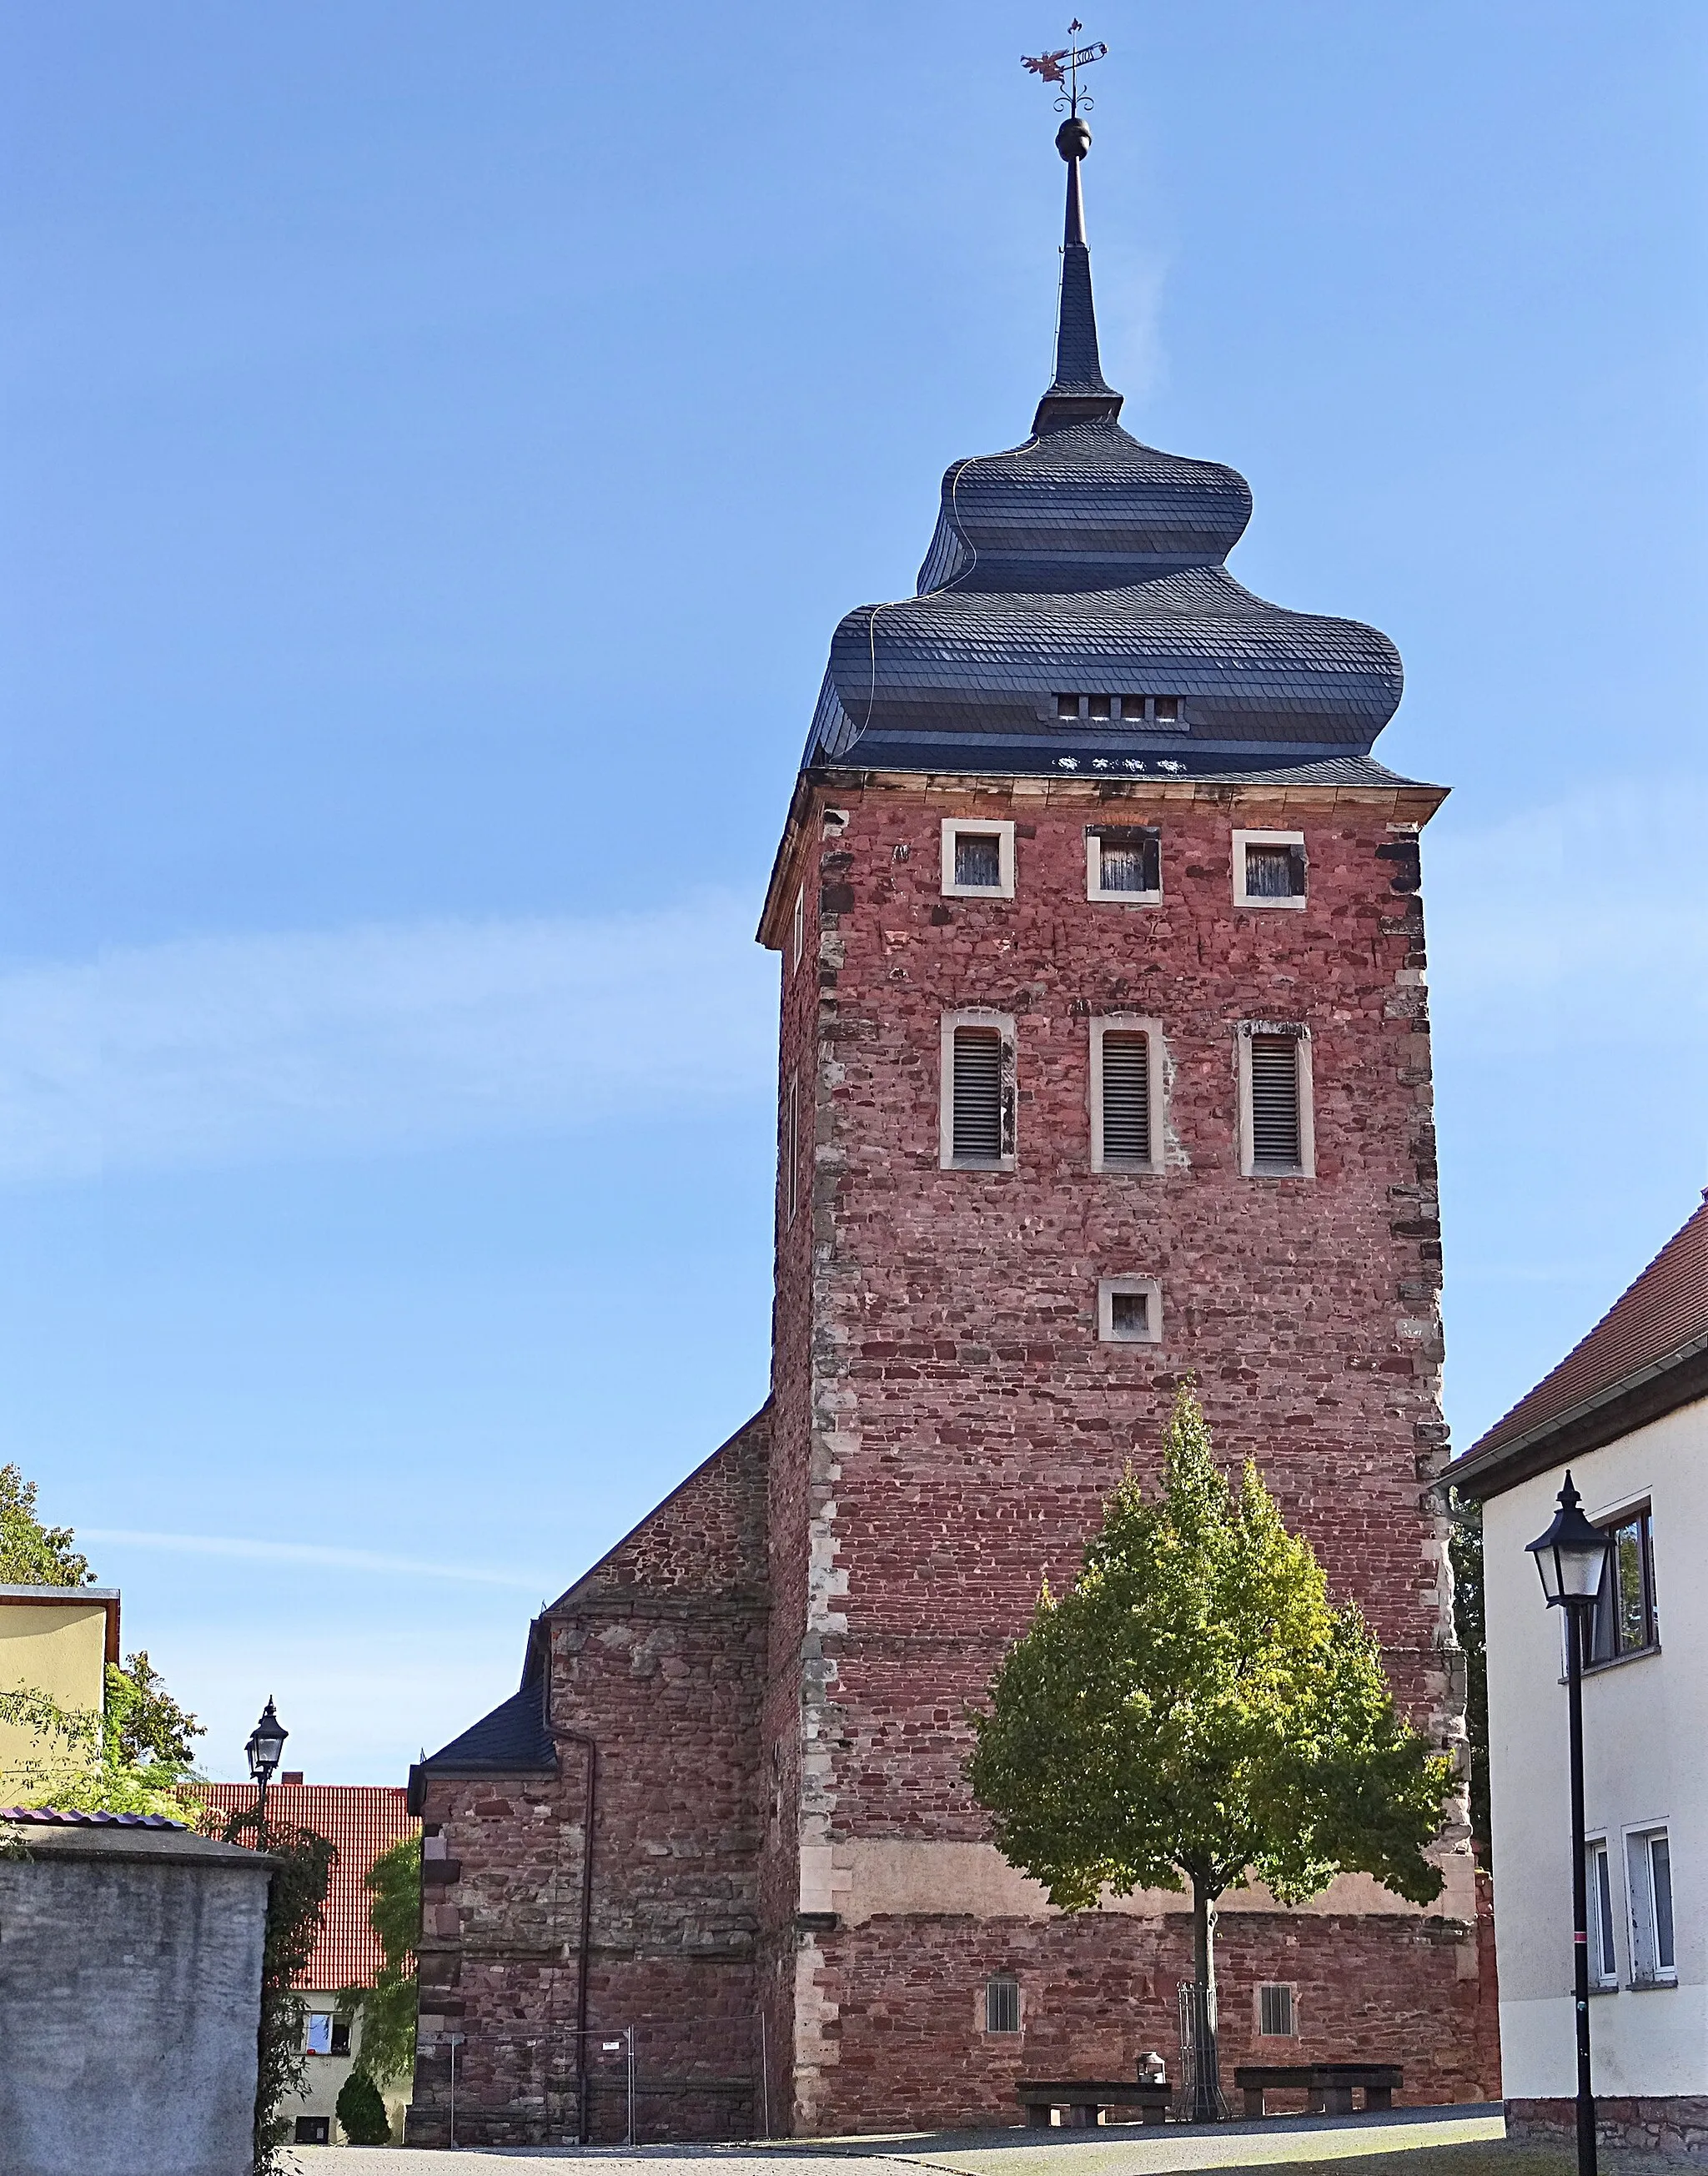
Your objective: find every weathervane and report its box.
[1021,21,1108,116]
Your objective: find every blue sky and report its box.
[2,3,1704,1784]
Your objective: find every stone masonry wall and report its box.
[409,1413,771,2147]
[762,771,1480,2133]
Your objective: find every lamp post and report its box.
[1526,1472,1612,2176]
[244,1696,288,1832]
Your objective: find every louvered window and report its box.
[952,1028,1004,1163]
[1100,1033,1152,1166]
[1258,1984,1295,2037]
[1248,1036,1302,1171]
[986,1975,1021,2034]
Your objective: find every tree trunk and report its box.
[1190,1877,1222,2122]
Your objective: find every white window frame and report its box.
[1098,1276,1163,1345]
[1089,1016,1166,1174]
[1236,1023,1315,1178]
[1233,828,1309,911]
[1085,824,1163,905]
[941,818,1016,899]
[940,1010,1016,1171]
[1623,1823,1677,1987]
[791,882,806,973]
[1585,1837,1620,1989]
[1254,1982,1298,2038]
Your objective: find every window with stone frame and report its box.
[940,818,1016,899]
[985,1975,1022,2033]
[1233,828,1308,909]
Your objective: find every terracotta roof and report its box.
[1448,1197,1708,1495]
[200,1783,418,1991]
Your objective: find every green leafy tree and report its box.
[335,1832,421,2088]
[0,1666,203,1821]
[0,1463,92,1586]
[103,1651,204,1771]
[967,1387,1454,2118]
[335,2068,392,2145]
[1447,1490,1489,1865]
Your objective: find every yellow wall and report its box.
[0,1597,112,1776]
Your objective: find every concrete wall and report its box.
[1484,1399,1707,2103]
[0,1822,272,2176]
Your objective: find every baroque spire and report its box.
[1033,113,1122,435]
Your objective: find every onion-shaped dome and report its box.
[801,124,1405,784]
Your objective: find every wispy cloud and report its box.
[81,1528,550,1590]
[0,895,776,1184]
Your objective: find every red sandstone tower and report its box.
[404,112,1490,2148]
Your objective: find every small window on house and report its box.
[941,819,1016,899]
[785,1073,800,1226]
[1625,1828,1675,1984]
[1238,1027,1313,1178]
[951,1028,1005,1164]
[1057,693,1083,722]
[332,2015,351,2056]
[1257,1983,1296,2038]
[305,2013,334,2056]
[1587,1842,1619,1988]
[1098,1277,1162,1344]
[1590,1505,1659,1663]
[792,882,806,972]
[1087,826,1162,903]
[986,1975,1022,2034]
[1087,693,1112,721]
[295,2118,332,2145]
[1153,696,1180,726]
[1233,829,1308,909]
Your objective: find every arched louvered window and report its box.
[941,1013,1015,1169]
[1238,1025,1314,1178]
[1092,1018,1163,1173]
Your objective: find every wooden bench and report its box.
[1233,2064,1402,2118]
[1017,2080,1173,2128]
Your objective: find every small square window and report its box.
[1056,693,1083,722]
[986,1975,1022,2034]
[1098,1276,1162,1344]
[1087,826,1161,902]
[1233,829,1308,910]
[1153,696,1180,726]
[295,2116,331,2144]
[1257,1983,1296,2037]
[1087,693,1112,721]
[941,820,1016,899]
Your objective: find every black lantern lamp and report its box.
[245,1696,288,1817]
[1525,1474,1612,2176]
[1527,1473,1613,1609]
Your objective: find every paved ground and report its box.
[288,2105,1513,2176]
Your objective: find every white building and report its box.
[1444,1194,1706,2160]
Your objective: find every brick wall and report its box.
[761,772,1484,2131]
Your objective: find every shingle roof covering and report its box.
[0,1807,188,1828]
[201,1782,418,1992]
[1450,1198,1708,1488]
[414,1676,555,1778]
[801,147,1404,781]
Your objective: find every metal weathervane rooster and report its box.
[1021,20,1108,115]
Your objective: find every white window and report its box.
[985,1975,1022,2034]
[1098,1276,1162,1344]
[1086,825,1162,903]
[1236,1024,1314,1178]
[940,1012,1015,1169]
[305,2013,334,2056]
[1625,1827,1676,1985]
[1256,1983,1296,2038]
[1586,1841,1619,1988]
[941,818,1016,899]
[1233,829,1308,909]
[1090,1017,1164,1173]
[784,1072,801,1225]
[791,882,806,972]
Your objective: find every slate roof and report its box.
[801,134,1404,781]
[0,1807,187,1829]
[406,1653,556,1817]
[201,1782,419,1991]
[1445,1196,1708,1499]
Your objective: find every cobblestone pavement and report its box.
[287,2105,1506,2176]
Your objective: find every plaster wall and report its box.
[1483,1396,1708,2100]
[0,1826,271,2176]
[0,1596,112,1774]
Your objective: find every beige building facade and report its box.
[0,1586,120,1785]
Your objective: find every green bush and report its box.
[336,2070,391,2146]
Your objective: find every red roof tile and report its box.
[1457,1197,1708,1479]
[200,1783,418,1992]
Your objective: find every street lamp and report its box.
[244,1696,289,1827]
[1526,1473,1612,2176]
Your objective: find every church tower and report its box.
[750,110,1484,2128]
[403,106,1494,2151]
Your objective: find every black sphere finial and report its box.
[1056,115,1092,162]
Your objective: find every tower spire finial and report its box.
[1022,27,1121,435]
